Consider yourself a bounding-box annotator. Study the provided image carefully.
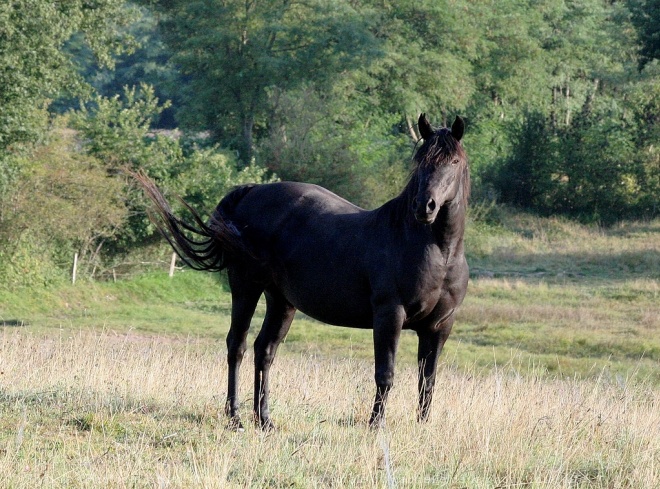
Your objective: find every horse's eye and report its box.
[451,158,460,165]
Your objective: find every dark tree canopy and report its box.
[629,0,660,69]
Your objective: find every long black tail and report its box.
[133,171,244,272]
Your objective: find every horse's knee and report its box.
[254,345,275,371]
[227,340,247,364]
[227,328,248,354]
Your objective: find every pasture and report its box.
[0,214,658,487]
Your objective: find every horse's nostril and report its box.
[427,199,436,213]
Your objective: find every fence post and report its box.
[72,253,78,284]
[169,252,177,278]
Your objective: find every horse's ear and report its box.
[418,113,434,140]
[451,116,465,142]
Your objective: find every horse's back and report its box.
[223,181,361,220]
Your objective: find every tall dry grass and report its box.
[1,329,658,488]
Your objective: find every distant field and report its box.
[0,214,658,487]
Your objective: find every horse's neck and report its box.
[380,190,465,259]
[431,198,466,256]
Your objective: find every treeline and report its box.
[0,0,658,286]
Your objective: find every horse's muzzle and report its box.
[413,197,437,224]
[414,213,435,225]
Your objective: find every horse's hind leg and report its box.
[253,288,296,430]
[225,268,263,431]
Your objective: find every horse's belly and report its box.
[296,302,373,329]
[277,267,373,328]
[287,285,373,328]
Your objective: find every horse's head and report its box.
[412,114,467,224]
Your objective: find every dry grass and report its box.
[1,329,658,488]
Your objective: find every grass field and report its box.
[0,213,658,487]
[1,330,659,488]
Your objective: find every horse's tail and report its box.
[132,171,245,272]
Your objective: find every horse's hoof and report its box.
[227,416,245,432]
[368,415,386,430]
[257,417,276,432]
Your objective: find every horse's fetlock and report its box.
[375,371,394,389]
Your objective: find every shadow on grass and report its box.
[0,319,28,327]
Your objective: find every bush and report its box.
[491,99,659,224]
[70,84,277,268]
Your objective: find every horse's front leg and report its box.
[417,316,454,422]
[369,305,405,428]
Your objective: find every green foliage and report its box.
[0,233,65,288]
[68,85,174,252]
[0,0,137,158]
[61,6,179,128]
[492,82,659,223]
[355,0,479,118]
[174,146,276,210]
[0,119,127,286]
[72,84,176,172]
[628,0,660,69]
[1,81,277,287]
[259,86,410,206]
[70,84,276,257]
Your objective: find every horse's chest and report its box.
[398,252,466,325]
[398,262,444,318]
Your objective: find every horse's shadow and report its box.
[0,319,28,327]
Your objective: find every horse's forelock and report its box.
[416,129,465,168]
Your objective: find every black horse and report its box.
[136,114,470,429]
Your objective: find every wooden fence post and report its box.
[72,253,78,284]
[169,252,177,278]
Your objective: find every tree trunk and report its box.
[241,114,255,167]
[565,82,571,127]
[406,115,420,143]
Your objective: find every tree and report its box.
[57,5,180,128]
[356,0,480,125]
[150,0,379,164]
[629,0,660,69]
[0,118,127,286]
[71,84,276,258]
